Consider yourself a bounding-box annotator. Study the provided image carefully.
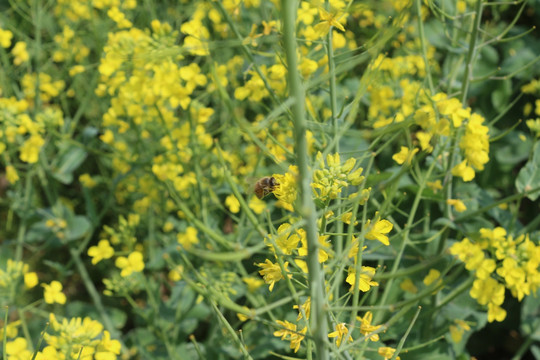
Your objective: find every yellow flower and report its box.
[447,199,467,212]
[293,297,311,321]
[378,346,400,360]
[392,146,419,165]
[400,278,418,294]
[256,259,289,291]
[314,8,346,38]
[79,173,97,188]
[24,272,38,288]
[6,337,32,359]
[242,276,264,292]
[168,265,184,282]
[177,226,199,250]
[423,269,441,286]
[19,135,45,163]
[43,281,67,304]
[88,239,115,265]
[328,323,352,346]
[225,194,241,213]
[115,251,145,277]
[487,302,507,322]
[0,28,13,48]
[12,41,29,66]
[5,165,19,184]
[273,165,298,212]
[248,196,266,214]
[274,320,306,353]
[346,266,379,292]
[365,219,393,246]
[357,311,382,341]
[426,180,442,193]
[452,160,475,182]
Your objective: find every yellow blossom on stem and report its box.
[43,281,67,304]
[293,297,311,321]
[328,323,352,346]
[423,269,441,286]
[273,165,298,212]
[88,239,115,265]
[426,179,442,193]
[447,199,467,212]
[0,28,13,48]
[452,160,475,182]
[400,278,418,293]
[470,277,505,306]
[6,337,32,359]
[242,276,264,292]
[314,7,346,38]
[273,320,306,353]
[346,266,378,292]
[256,259,289,291]
[24,272,38,288]
[378,346,400,360]
[357,311,382,341]
[5,165,19,184]
[177,226,199,250]
[225,194,240,213]
[168,265,184,282]
[19,135,45,163]
[365,218,393,246]
[248,196,266,214]
[392,146,419,165]
[12,41,29,66]
[115,251,145,277]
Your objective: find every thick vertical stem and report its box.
[281,1,329,358]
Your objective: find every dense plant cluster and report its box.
[0,0,539,359]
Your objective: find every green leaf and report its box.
[65,216,91,241]
[51,145,87,184]
[515,141,540,201]
[491,79,512,113]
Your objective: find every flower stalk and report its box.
[281,0,329,358]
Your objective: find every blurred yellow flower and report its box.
[43,281,67,304]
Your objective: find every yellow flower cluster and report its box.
[41,314,121,360]
[0,260,38,303]
[312,153,365,202]
[450,227,540,322]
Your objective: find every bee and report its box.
[254,176,278,199]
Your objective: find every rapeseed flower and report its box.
[365,218,393,246]
[274,320,306,353]
[12,41,29,66]
[177,226,199,250]
[43,281,67,305]
[378,346,400,360]
[392,146,418,165]
[88,240,115,265]
[346,266,379,292]
[447,199,467,212]
[0,28,13,48]
[6,337,32,359]
[357,311,382,341]
[256,259,289,291]
[328,323,352,346]
[115,251,145,277]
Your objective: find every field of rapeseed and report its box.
[1,0,540,359]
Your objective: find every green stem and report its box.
[460,0,483,103]
[373,148,440,324]
[325,5,344,305]
[15,171,34,262]
[416,0,435,94]
[281,1,329,358]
